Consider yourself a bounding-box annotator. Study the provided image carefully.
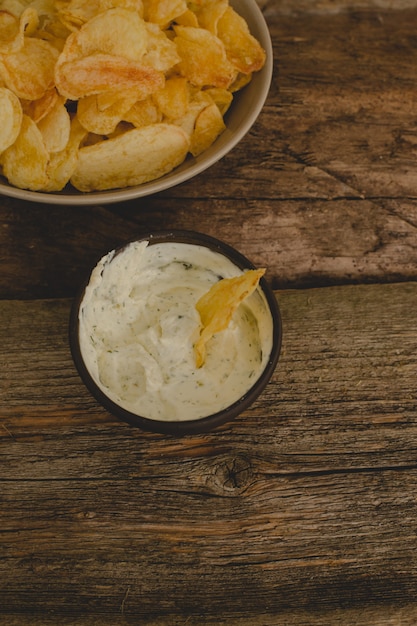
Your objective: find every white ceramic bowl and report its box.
[0,0,273,206]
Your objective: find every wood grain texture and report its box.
[1,7,417,298]
[1,282,416,623]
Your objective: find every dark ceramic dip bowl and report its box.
[69,230,282,435]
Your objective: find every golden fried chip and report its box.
[42,116,87,191]
[170,93,209,137]
[174,25,237,88]
[143,0,187,26]
[217,6,266,74]
[55,53,164,100]
[59,7,148,60]
[37,96,71,152]
[0,86,22,153]
[204,86,233,115]
[21,88,60,123]
[77,91,139,135]
[54,7,157,99]
[194,268,265,368]
[189,101,225,156]
[142,22,180,72]
[229,72,253,93]
[193,0,227,34]
[153,76,189,120]
[0,6,38,54]
[123,97,162,128]
[0,114,49,190]
[173,8,198,27]
[57,0,144,31]
[70,122,190,191]
[0,37,58,100]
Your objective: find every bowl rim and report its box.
[0,0,273,206]
[69,229,282,435]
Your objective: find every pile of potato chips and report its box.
[0,0,266,193]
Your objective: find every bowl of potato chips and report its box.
[0,0,273,205]
[70,230,282,434]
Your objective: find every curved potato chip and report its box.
[70,123,190,191]
[0,86,22,153]
[230,72,253,93]
[0,6,38,54]
[217,6,266,74]
[153,76,189,120]
[77,91,139,135]
[37,96,71,152]
[58,0,144,30]
[42,116,87,191]
[170,91,210,137]
[123,97,162,128]
[194,0,227,34]
[0,114,49,190]
[194,268,266,368]
[204,87,233,115]
[57,0,105,30]
[59,8,148,61]
[142,22,180,72]
[173,9,198,27]
[174,25,237,88]
[189,101,225,157]
[55,53,165,100]
[143,0,187,26]
[0,37,58,100]
[21,88,59,123]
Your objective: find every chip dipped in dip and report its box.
[70,231,282,434]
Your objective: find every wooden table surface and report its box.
[1,1,417,624]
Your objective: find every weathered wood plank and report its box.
[1,196,416,298]
[1,283,416,622]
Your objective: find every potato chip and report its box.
[193,0,227,34]
[170,93,209,137]
[0,36,58,100]
[37,95,70,152]
[57,0,144,31]
[152,76,189,120]
[173,8,198,27]
[217,6,266,74]
[0,6,38,54]
[42,116,87,191]
[70,122,190,191]
[230,71,253,93]
[174,25,237,89]
[77,91,139,135]
[194,268,265,368]
[64,7,148,61]
[0,86,22,153]
[142,22,180,72]
[123,97,161,128]
[55,53,165,100]
[54,7,159,99]
[0,114,49,190]
[189,101,225,156]
[21,87,59,123]
[203,86,233,115]
[143,0,187,26]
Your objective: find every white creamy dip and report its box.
[78,240,273,421]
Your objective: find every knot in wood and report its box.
[214,454,253,494]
